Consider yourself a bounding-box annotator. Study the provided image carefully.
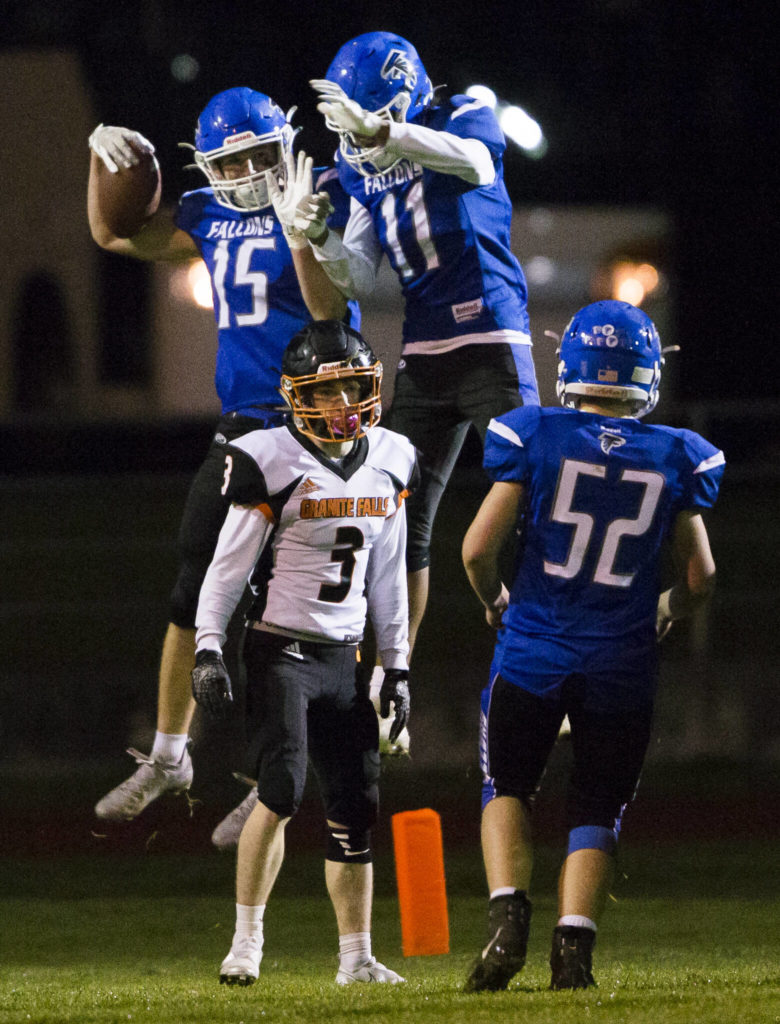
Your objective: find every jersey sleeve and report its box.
[366,493,410,670]
[222,443,271,507]
[172,189,204,236]
[312,199,381,299]
[314,165,351,231]
[195,502,273,651]
[680,430,726,509]
[482,407,540,482]
[444,95,506,159]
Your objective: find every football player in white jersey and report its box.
[192,320,418,986]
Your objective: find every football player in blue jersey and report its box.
[192,320,416,985]
[272,31,540,655]
[460,301,724,992]
[87,87,354,840]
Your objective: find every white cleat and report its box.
[336,957,406,985]
[211,787,259,851]
[219,935,263,986]
[94,746,193,821]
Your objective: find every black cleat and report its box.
[464,892,532,992]
[549,925,596,990]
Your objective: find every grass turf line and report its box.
[1,846,778,1024]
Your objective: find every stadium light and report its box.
[610,261,661,305]
[466,84,547,158]
[464,84,498,109]
[169,259,213,309]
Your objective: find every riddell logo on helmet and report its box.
[381,50,417,87]
[225,132,256,147]
[316,362,345,375]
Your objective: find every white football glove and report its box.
[310,79,385,139]
[269,150,334,250]
[88,124,156,174]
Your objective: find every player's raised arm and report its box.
[270,151,379,304]
[268,150,348,319]
[87,124,197,261]
[312,78,495,186]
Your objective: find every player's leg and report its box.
[465,674,562,993]
[219,799,289,986]
[156,623,198,734]
[310,644,404,984]
[94,425,234,820]
[220,629,310,984]
[386,353,467,652]
[460,342,540,446]
[549,683,653,990]
[406,565,429,655]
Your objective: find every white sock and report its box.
[234,903,265,943]
[151,731,188,763]
[558,914,597,932]
[490,886,521,900]
[339,931,371,971]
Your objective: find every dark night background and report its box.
[4,0,774,403]
[1,1,777,830]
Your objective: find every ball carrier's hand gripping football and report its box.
[89,124,162,237]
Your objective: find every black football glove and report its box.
[191,649,234,718]
[379,668,410,744]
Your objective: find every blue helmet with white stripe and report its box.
[556,301,663,416]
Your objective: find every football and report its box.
[95,143,162,238]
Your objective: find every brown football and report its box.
[96,143,162,238]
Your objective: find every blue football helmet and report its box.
[556,300,663,416]
[324,31,433,176]
[191,88,293,211]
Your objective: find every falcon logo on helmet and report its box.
[381,50,418,88]
[323,32,433,177]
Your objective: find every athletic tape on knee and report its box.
[326,824,372,864]
[567,824,618,856]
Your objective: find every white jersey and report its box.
[196,424,418,668]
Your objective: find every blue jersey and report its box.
[175,170,356,417]
[484,406,725,697]
[337,95,529,346]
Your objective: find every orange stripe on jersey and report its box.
[396,488,410,508]
[236,501,276,521]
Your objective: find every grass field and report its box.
[1,838,778,1024]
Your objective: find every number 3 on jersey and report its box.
[212,238,273,328]
[319,526,364,603]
